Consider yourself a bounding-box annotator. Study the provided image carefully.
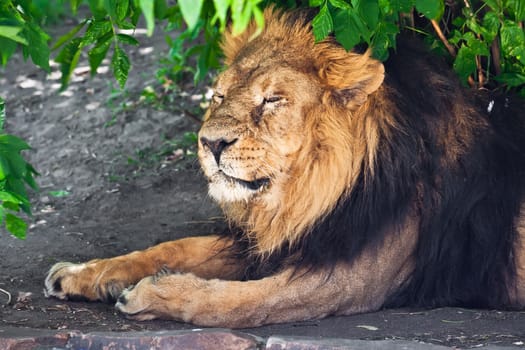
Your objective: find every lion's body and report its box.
[45,9,525,327]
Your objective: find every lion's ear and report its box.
[316,46,385,109]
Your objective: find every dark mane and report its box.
[224,37,525,309]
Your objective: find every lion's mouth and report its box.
[219,171,270,191]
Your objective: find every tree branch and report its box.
[430,19,456,57]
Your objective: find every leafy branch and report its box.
[0,98,38,239]
[2,0,524,93]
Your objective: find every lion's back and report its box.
[380,39,525,308]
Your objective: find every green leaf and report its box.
[116,33,139,45]
[0,25,28,45]
[88,38,111,74]
[358,0,379,30]
[88,0,108,20]
[116,0,129,21]
[508,0,525,21]
[111,45,130,89]
[462,32,489,56]
[139,0,155,36]
[372,21,398,60]
[20,22,51,72]
[212,0,231,28]
[334,9,362,50]
[481,12,500,43]
[448,29,462,45]
[312,3,333,41]
[2,201,19,212]
[465,17,483,36]
[496,72,525,87]
[70,0,82,14]
[0,134,31,152]
[52,20,87,50]
[116,21,136,30]
[329,0,351,10]
[83,20,112,45]
[415,0,443,20]
[2,152,29,178]
[251,5,265,36]
[482,0,501,12]
[49,190,70,197]
[500,20,525,64]
[24,164,38,191]
[509,46,525,65]
[309,0,325,6]
[154,0,169,20]
[5,213,27,239]
[104,0,129,21]
[453,45,476,83]
[231,0,261,36]
[54,38,83,89]
[179,0,203,30]
[378,0,393,15]
[0,37,18,66]
[0,156,10,180]
[0,191,23,204]
[394,0,415,13]
[5,177,30,212]
[195,46,210,83]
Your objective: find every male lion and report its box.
[45,9,525,327]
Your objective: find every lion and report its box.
[44,9,525,328]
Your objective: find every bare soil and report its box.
[0,19,524,348]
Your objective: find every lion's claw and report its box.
[115,277,158,321]
[44,262,88,300]
[44,261,128,302]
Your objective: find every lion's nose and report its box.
[200,137,238,165]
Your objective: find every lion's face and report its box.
[198,62,321,203]
[197,10,385,251]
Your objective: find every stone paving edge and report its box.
[0,327,518,349]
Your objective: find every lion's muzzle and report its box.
[200,136,238,165]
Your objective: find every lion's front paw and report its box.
[115,277,159,321]
[115,273,204,322]
[44,261,129,302]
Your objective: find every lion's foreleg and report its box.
[115,266,338,326]
[115,257,410,328]
[44,235,241,302]
[115,220,417,328]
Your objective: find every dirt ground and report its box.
[0,18,524,349]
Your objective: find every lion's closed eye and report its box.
[263,96,282,104]
[212,93,224,104]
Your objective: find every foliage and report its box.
[32,0,69,25]
[1,0,524,93]
[306,0,524,93]
[0,0,51,70]
[307,0,443,60]
[0,98,38,239]
[446,0,525,91]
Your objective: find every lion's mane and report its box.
[217,9,525,308]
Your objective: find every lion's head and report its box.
[198,9,387,254]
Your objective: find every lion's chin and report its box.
[207,172,270,202]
